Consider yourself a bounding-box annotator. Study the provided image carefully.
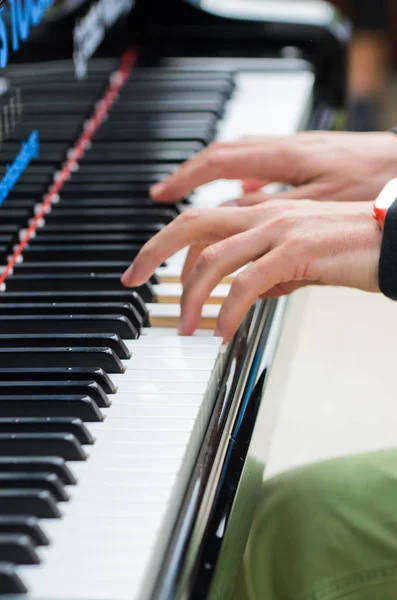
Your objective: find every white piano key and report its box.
[148,302,220,320]
[107,379,210,393]
[88,418,195,434]
[121,357,217,371]
[116,369,213,382]
[101,403,202,417]
[71,454,183,474]
[137,330,223,344]
[125,343,220,358]
[140,327,218,338]
[153,282,230,301]
[101,392,205,407]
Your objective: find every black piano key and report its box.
[3,198,37,210]
[1,164,53,177]
[0,395,103,422]
[99,111,217,124]
[72,162,176,175]
[0,225,20,236]
[41,221,163,235]
[123,79,234,95]
[8,183,48,197]
[0,316,138,340]
[44,198,181,212]
[23,244,142,262]
[6,274,155,300]
[0,347,124,373]
[0,291,148,321]
[0,142,68,163]
[0,535,39,566]
[0,457,76,486]
[110,96,225,115]
[80,147,199,164]
[10,123,82,142]
[64,171,169,185]
[21,81,105,94]
[0,562,27,593]
[0,516,49,546]
[0,382,110,409]
[95,125,215,144]
[0,368,116,395]
[31,231,155,245]
[0,304,142,333]
[0,209,31,225]
[0,245,12,263]
[45,207,177,224]
[0,489,61,518]
[0,235,18,251]
[14,262,134,275]
[23,100,94,115]
[129,68,233,81]
[0,418,94,445]
[0,433,86,461]
[0,473,68,502]
[85,141,203,153]
[0,334,130,360]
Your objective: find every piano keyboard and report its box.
[0,52,314,600]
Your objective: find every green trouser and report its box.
[235,449,397,600]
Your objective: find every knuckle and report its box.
[231,271,253,297]
[197,244,224,271]
[205,146,227,171]
[178,207,205,225]
[281,235,312,280]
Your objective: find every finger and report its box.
[121,207,241,287]
[223,185,319,209]
[222,191,267,207]
[150,138,302,202]
[216,249,295,342]
[181,243,208,285]
[235,184,326,206]
[242,179,269,193]
[179,229,268,335]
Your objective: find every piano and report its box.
[0,1,348,599]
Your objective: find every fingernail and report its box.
[121,262,135,286]
[150,182,166,199]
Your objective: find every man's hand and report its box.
[122,200,381,342]
[150,132,397,205]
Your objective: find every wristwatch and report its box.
[373,178,397,230]
[375,179,397,300]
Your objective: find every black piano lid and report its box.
[130,0,349,108]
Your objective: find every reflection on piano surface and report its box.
[0,1,348,598]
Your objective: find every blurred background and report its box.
[330,0,397,131]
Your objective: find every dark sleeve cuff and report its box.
[379,198,397,300]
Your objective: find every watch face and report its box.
[375,178,397,210]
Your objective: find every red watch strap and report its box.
[373,205,387,230]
